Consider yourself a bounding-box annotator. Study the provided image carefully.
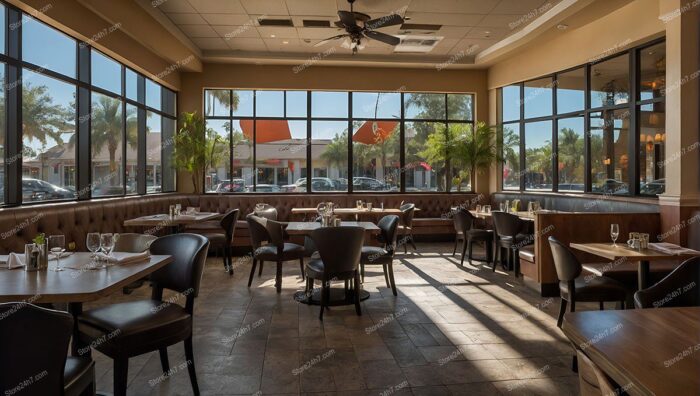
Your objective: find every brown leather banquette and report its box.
[0,193,479,253]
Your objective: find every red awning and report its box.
[352,121,398,145]
[240,120,292,143]
[407,161,432,171]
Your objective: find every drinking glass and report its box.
[48,235,66,272]
[100,233,115,260]
[610,224,620,247]
[86,232,100,258]
[476,205,482,213]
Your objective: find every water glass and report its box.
[476,205,482,213]
[610,224,620,247]
[101,233,115,259]
[48,235,66,272]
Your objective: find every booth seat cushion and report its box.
[519,245,536,263]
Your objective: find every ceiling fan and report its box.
[315,0,404,54]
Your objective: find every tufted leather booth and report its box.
[492,192,659,213]
[0,193,479,253]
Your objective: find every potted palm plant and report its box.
[175,112,225,194]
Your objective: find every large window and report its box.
[498,38,665,196]
[0,1,177,205]
[204,90,475,193]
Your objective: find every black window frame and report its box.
[203,89,476,194]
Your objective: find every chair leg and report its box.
[113,358,128,396]
[409,234,417,251]
[248,259,257,287]
[387,262,397,296]
[382,264,391,288]
[557,298,568,328]
[403,231,408,253]
[258,260,264,276]
[513,248,520,278]
[452,238,458,256]
[570,299,576,313]
[299,258,305,278]
[319,281,327,320]
[599,301,604,310]
[572,355,578,373]
[184,336,200,396]
[486,240,493,265]
[354,271,362,316]
[227,247,233,275]
[275,261,282,293]
[492,245,498,272]
[467,239,474,264]
[620,300,626,310]
[360,262,365,282]
[460,239,468,266]
[159,347,170,374]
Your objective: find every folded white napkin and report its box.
[97,251,150,264]
[7,253,25,269]
[649,242,699,256]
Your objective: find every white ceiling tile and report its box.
[452,37,498,53]
[432,26,470,39]
[212,25,262,39]
[190,37,230,50]
[240,0,288,15]
[477,14,523,28]
[286,0,338,16]
[156,0,196,13]
[200,14,257,25]
[177,24,219,38]
[465,27,507,40]
[404,12,484,26]
[187,0,247,14]
[408,0,499,15]
[433,38,460,48]
[263,37,301,51]
[256,26,299,39]
[490,0,554,15]
[338,0,410,14]
[166,13,208,25]
[225,37,268,51]
[297,27,344,40]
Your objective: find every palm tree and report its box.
[206,90,239,116]
[320,131,348,176]
[90,94,137,186]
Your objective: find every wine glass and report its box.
[48,235,66,272]
[100,233,115,263]
[610,224,620,247]
[86,233,100,258]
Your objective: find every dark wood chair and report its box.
[246,214,305,293]
[453,208,494,266]
[118,233,159,294]
[360,215,400,295]
[548,236,628,327]
[576,350,619,396]
[399,203,418,253]
[306,226,365,320]
[0,303,96,396]
[492,211,532,276]
[634,256,700,308]
[254,203,278,220]
[77,234,210,396]
[191,209,239,275]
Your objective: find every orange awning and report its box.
[352,121,398,145]
[240,120,292,143]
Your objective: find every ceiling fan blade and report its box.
[338,10,359,28]
[314,34,348,47]
[364,30,400,46]
[365,14,404,30]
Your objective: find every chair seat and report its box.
[519,245,535,262]
[183,220,221,231]
[64,356,94,396]
[467,229,494,240]
[254,243,305,261]
[78,300,192,354]
[361,246,391,264]
[305,259,356,280]
[559,276,628,302]
[499,233,533,246]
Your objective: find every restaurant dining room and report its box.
[1,0,699,395]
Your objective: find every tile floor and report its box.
[87,242,587,395]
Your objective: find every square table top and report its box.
[570,242,700,262]
[0,252,173,303]
[285,221,380,235]
[468,210,535,221]
[124,212,220,227]
[290,208,412,215]
[562,307,700,396]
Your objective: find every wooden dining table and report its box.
[570,242,700,290]
[0,252,173,356]
[468,209,538,221]
[562,307,700,396]
[284,220,380,236]
[124,212,220,232]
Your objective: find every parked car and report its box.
[214,179,246,193]
[593,179,628,195]
[249,184,280,193]
[92,185,126,196]
[282,177,337,192]
[640,178,665,195]
[21,178,76,201]
[353,177,389,191]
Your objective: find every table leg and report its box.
[638,260,650,290]
[68,302,90,358]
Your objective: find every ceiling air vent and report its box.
[399,23,442,31]
[258,18,294,27]
[394,35,444,53]
[303,20,331,27]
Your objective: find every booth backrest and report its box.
[0,193,479,254]
[492,192,659,213]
